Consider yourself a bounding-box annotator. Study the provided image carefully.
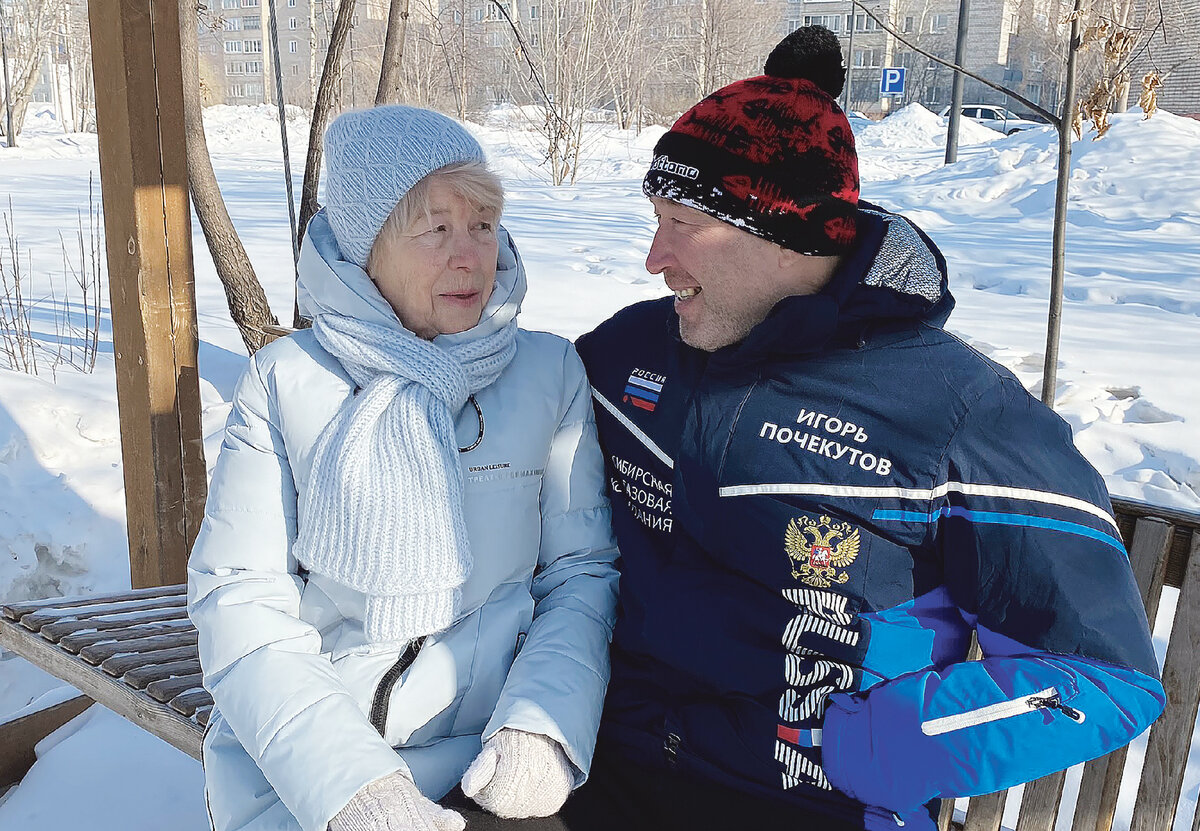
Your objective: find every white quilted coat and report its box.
[187,212,619,831]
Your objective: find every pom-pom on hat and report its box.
[323,105,486,268]
[643,25,859,255]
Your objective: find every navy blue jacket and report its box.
[576,205,1164,830]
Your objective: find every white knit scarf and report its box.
[294,310,517,644]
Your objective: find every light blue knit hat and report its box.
[323,105,487,268]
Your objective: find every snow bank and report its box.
[856,102,1005,150]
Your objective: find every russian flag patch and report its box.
[622,370,663,412]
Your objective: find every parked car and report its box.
[938,104,1044,135]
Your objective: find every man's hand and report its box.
[329,770,465,831]
[460,729,574,818]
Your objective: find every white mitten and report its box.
[329,770,465,831]
[460,729,575,819]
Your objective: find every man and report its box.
[566,25,1164,831]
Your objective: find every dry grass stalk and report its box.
[0,187,103,378]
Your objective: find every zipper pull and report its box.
[663,732,681,767]
[1027,693,1086,723]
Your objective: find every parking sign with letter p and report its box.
[880,68,906,96]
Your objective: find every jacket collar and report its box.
[679,203,954,368]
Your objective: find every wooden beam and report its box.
[87,0,207,587]
[0,695,94,787]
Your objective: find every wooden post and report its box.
[87,0,207,587]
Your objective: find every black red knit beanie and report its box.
[643,25,859,255]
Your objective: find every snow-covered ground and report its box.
[0,100,1197,829]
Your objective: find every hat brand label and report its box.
[650,155,700,180]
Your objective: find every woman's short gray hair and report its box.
[367,162,504,276]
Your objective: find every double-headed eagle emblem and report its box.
[785,515,861,588]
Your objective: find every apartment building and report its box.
[1127,0,1200,116]
[197,0,390,108]
[191,0,1200,120]
[788,0,1064,115]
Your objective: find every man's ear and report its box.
[776,244,804,271]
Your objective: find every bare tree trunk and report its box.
[11,46,47,133]
[179,0,279,353]
[298,0,356,248]
[375,0,410,104]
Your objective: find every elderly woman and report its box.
[188,106,619,831]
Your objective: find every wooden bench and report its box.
[0,582,208,779]
[1,497,1198,829]
[938,498,1200,831]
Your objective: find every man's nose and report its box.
[645,230,672,275]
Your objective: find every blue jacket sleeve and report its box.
[821,374,1165,812]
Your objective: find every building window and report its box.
[854,48,883,67]
[246,60,263,73]
[287,0,296,5]
[224,40,244,52]
[787,19,801,32]
[226,61,244,74]
[289,39,298,52]
[224,17,242,30]
[529,4,538,18]
[903,15,914,32]
[220,0,239,8]
[291,64,299,74]
[489,30,503,46]
[930,13,950,32]
[530,31,539,46]
[452,9,461,22]
[244,38,262,52]
[804,14,840,32]
[230,83,244,96]
[474,7,484,22]
[288,16,297,28]
[243,15,260,28]
[848,14,879,32]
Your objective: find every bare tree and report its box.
[180,0,280,353]
[296,0,356,283]
[594,0,655,129]
[0,0,60,137]
[494,0,609,184]
[375,0,410,104]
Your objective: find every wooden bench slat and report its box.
[39,606,190,641]
[123,658,202,690]
[962,789,1007,831]
[936,796,955,831]
[57,619,195,654]
[168,688,213,718]
[146,673,205,703]
[101,644,200,677]
[1112,497,1196,590]
[79,629,198,665]
[18,594,187,632]
[1072,516,1174,831]
[1015,771,1067,831]
[1,584,185,621]
[1129,532,1200,831]
[0,615,202,760]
